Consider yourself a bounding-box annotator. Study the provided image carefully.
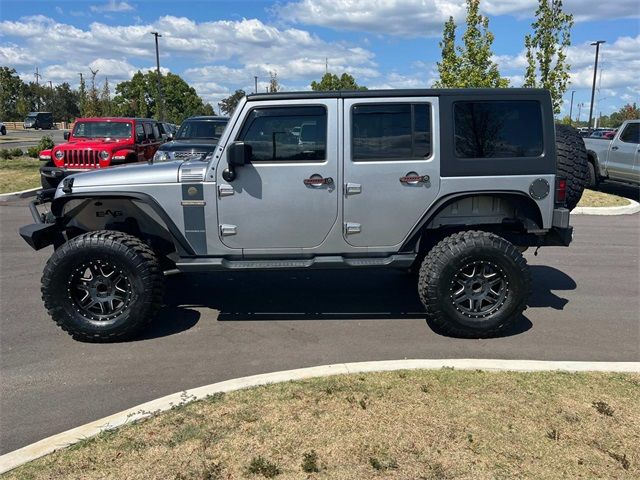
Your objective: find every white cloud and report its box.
[0,14,378,106]
[277,0,639,37]
[90,1,135,13]
[276,0,466,38]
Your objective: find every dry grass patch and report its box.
[0,157,41,193]
[4,370,639,479]
[577,189,630,207]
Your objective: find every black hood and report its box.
[159,139,219,152]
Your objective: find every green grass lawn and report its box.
[4,370,638,479]
[0,157,41,194]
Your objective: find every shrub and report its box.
[11,147,24,157]
[37,135,55,151]
[247,456,280,478]
[27,146,40,158]
[0,149,12,160]
[301,450,320,473]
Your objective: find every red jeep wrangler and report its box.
[39,117,164,189]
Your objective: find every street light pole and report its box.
[150,31,164,121]
[588,40,605,133]
[569,90,575,125]
[254,76,258,94]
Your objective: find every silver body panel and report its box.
[584,120,640,185]
[52,94,561,260]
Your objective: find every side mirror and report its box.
[63,131,70,140]
[223,141,252,182]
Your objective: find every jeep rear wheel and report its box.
[418,231,531,338]
[41,231,164,342]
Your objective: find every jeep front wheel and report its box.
[418,231,531,338]
[41,231,164,342]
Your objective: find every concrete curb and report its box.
[0,187,39,202]
[1,358,638,474]
[572,198,640,215]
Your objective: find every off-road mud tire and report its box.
[418,231,531,338]
[41,230,164,342]
[555,124,589,210]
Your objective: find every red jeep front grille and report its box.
[63,149,99,167]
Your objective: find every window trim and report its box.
[452,100,545,160]
[235,104,329,164]
[350,101,433,163]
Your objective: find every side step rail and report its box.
[176,254,416,272]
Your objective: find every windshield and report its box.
[176,120,227,140]
[73,121,132,139]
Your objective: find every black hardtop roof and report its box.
[247,88,549,102]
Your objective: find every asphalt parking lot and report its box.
[0,128,68,150]
[0,195,638,454]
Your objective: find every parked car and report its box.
[20,88,587,342]
[158,122,178,142]
[588,129,615,139]
[24,112,53,130]
[584,120,639,187]
[153,116,229,162]
[38,117,165,189]
[0,121,6,135]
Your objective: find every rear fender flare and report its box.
[400,191,544,252]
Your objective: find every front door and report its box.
[343,97,441,247]
[216,100,338,250]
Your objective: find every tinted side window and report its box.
[238,106,326,162]
[352,103,431,161]
[143,123,155,140]
[619,123,639,144]
[152,123,160,140]
[454,101,543,158]
[135,123,145,141]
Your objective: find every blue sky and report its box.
[1,0,638,118]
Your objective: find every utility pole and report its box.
[254,76,258,94]
[325,57,328,75]
[34,67,42,110]
[568,90,575,125]
[577,102,584,124]
[150,31,164,121]
[588,40,605,133]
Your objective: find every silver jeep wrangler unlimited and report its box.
[20,89,587,342]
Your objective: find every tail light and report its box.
[555,178,567,205]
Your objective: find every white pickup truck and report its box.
[584,119,639,187]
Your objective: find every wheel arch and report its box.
[51,192,194,256]
[401,191,544,253]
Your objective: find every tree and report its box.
[433,0,508,88]
[608,103,640,128]
[268,71,280,93]
[523,0,573,114]
[310,72,367,91]
[113,71,211,123]
[78,74,87,117]
[0,67,26,120]
[100,77,112,116]
[220,89,246,116]
[52,83,80,122]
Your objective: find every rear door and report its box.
[342,97,440,247]
[216,99,339,250]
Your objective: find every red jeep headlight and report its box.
[99,150,109,160]
[55,150,64,160]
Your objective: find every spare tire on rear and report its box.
[555,124,589,210]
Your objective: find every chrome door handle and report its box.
[345,182,362,195]
[400,174,429,184]
[304,175,334,187]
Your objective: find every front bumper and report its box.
[19,190,64,250]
